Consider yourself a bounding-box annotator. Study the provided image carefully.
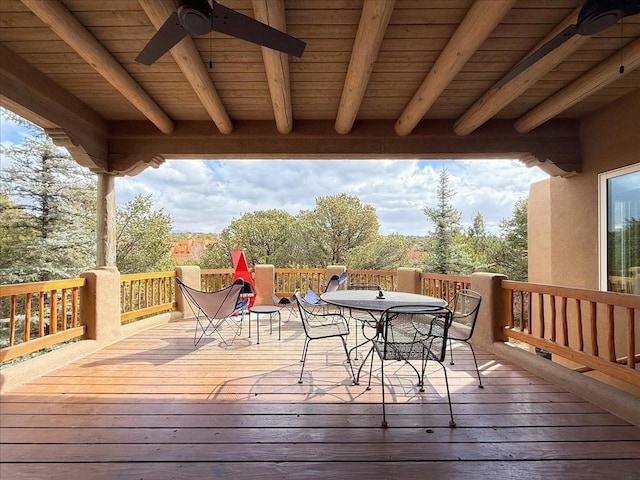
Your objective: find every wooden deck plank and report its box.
[2,460,640,480]
[1,318,638,480]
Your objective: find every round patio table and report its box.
[321,290,446,312]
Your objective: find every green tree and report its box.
[459,211,500,273]
[0,131,96,282]
[116,195,174,273]
[490,197,528,281]
[221,209,297,266]
[344,234,412,270]
[423,169,462,274]
[199,240,234,269]
[297,193,379,266]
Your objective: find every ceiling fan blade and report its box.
[136,12,189,65]
[211,2,306,57]
[493,23,579,89]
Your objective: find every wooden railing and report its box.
[0,279,86,363]
[346,269,397,291]
[201,268,235,291]
[502,280,640,388]
[420,272,471,303]
[274,268,325,297]
[120,271,176,323]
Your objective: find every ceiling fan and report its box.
[135,0,306,65]
[493,0,640,88]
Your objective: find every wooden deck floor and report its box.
[1,312,639,479]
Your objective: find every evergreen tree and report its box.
[423,168,462,274]
[0,129,96,282]
[490,197,529,281]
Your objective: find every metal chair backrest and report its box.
[378,305,453,363]
[450,289,482,339]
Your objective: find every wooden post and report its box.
[96,173,116,268]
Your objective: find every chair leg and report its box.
[449,338,455,365]
[467,341,484,388]
[380,354,387,428]
[298,338,311,384]
[441,363,456,428]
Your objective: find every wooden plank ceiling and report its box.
[0,0,639,176]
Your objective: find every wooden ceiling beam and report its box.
[335,0,395,135]
[107,119,581,177]
[516,38,640,133]
[395,0,516,137]
[252,0,292,134]
[454,7,587,136]
[138,0,232,135]
[0,44,109,173]
[20,0,174,135]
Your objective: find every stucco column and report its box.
[175,266,201,316]
[470,272,508,350]
[254,264,275,305]
[397,267,421,293]
[96,173,116,268]
[80,267,121,345]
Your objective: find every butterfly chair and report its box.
[272,293,298,319]
[446,289,483,388]
[294,291,351,384]
[176,278,248,346]
[369,305,455,428]
[302,274,341,312]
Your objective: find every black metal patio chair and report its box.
[294,291,351,384]
[369,304,456,428]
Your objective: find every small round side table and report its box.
[248,305,281,344]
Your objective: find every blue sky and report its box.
[1,111,549,236]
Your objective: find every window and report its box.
[599,164,640,294]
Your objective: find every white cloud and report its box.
[0,112,550,236]
[115,159,549,235]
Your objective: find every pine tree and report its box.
[423,168,462,273]
[0,128,96,282]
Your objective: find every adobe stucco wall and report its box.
[529,89,640,288]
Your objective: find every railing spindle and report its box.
[590,301,598,357]
[561,296,568,347]
[627,307,636,369]
[576,298,583,352]
[538,293,545,339]
[50,290,57,334]
[550,295,556,342]
[608,304,615,362]
[24,292,32,342]
[39,292,45,337]
[9,295,16,346]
